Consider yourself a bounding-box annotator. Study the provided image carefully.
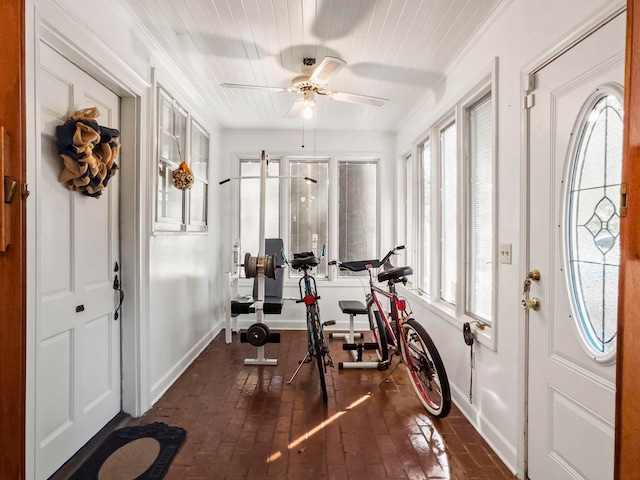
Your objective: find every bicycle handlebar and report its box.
[329,245,405,272]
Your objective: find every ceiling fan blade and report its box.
[285,98,305,118]
[320,90,388,106]
[220,83,292,93]
[309,56,346,84]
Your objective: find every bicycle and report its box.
[329,246,451,418]
[284,247,334,403]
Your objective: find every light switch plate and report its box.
[499,243,512,264]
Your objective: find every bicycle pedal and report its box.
[323,320,336,326]
[377,360,391,371]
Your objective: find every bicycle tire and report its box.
[309,304,328,403]
[401,318,451,417]
[369,308,389,362]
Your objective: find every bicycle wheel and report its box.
[309,304,328,403]
[401,318,451,417]
[369,307,389,362]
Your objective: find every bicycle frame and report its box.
[329,246,451,417]
[285,250,333,403]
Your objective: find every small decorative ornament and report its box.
[56,107,120,198]
[171,161,194,190]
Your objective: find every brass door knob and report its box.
[521,298,540,310]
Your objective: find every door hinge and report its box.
[620,183,628,217]
[524,73,536,109]
[524,93,535,109]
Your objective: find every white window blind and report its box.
[440,122,457,305]
[338,161,378,263]
[466,94,493,321]
[420,140,431,294]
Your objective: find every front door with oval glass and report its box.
[527,13,624,480]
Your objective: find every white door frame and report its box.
[26,3,152,478]
[517,3,626,478]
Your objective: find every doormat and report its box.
[70,422,186,480]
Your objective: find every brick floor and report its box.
[128,330,516,480]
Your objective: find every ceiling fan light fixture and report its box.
[303,104,314,119]
[302,92,316,119]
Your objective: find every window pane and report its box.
[189,121,209,227]
[189,180,207,224]
[567,94,622,357]
[467,95,493,321]
[156,90,187,227]
[190,123,209,180]
[174,109,188,164]
[404,154,413,270]
[240,160,280,258]
[290,160,329,276]
[440,122,457,304]
[157,161,183,222]
[420,140,431,294]
[338,161,377,263]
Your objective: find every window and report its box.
[404,153,414,271]
[239,158,280,260]
[419,140,432,294]
[189,122,210,231]
[289,160,329,277]
[466,94,493,321]
[564,89,622,362]
[236,156,378,280]
[413,67,496,344]
[155,87,210,232]
[338,161,378,263]
[440,122,457,305]
[157,90,187,229]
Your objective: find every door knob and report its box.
[522,298,540,310]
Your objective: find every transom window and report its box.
[564,89,623,361]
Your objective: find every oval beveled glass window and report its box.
[565,90,623,361]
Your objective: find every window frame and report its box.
[410,62,497,349]
[463,91,496,324]
[235,155,381,283]
[560,83,623,364]
[336,159,379,276]
[154,85,210,233]
[188,119,210,232]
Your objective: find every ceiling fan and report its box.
[220,56,388,118]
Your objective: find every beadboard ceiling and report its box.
[125,0,503,133]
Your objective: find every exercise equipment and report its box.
[220,150,316,365]
[333,300,380,370]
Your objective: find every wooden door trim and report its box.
[0,0,27,479]
[615,1,640,478]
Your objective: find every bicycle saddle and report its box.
[291,252,319,269]
[378,266,413,283]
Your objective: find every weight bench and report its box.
[230,239,284,364]
[333,300,380,370]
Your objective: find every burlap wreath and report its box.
[56,107,120,198]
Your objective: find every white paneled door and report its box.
[36,43,122,480]
[527,13,625,480]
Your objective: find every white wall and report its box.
[394,0,625,475]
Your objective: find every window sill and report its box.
[398,285,496,351]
